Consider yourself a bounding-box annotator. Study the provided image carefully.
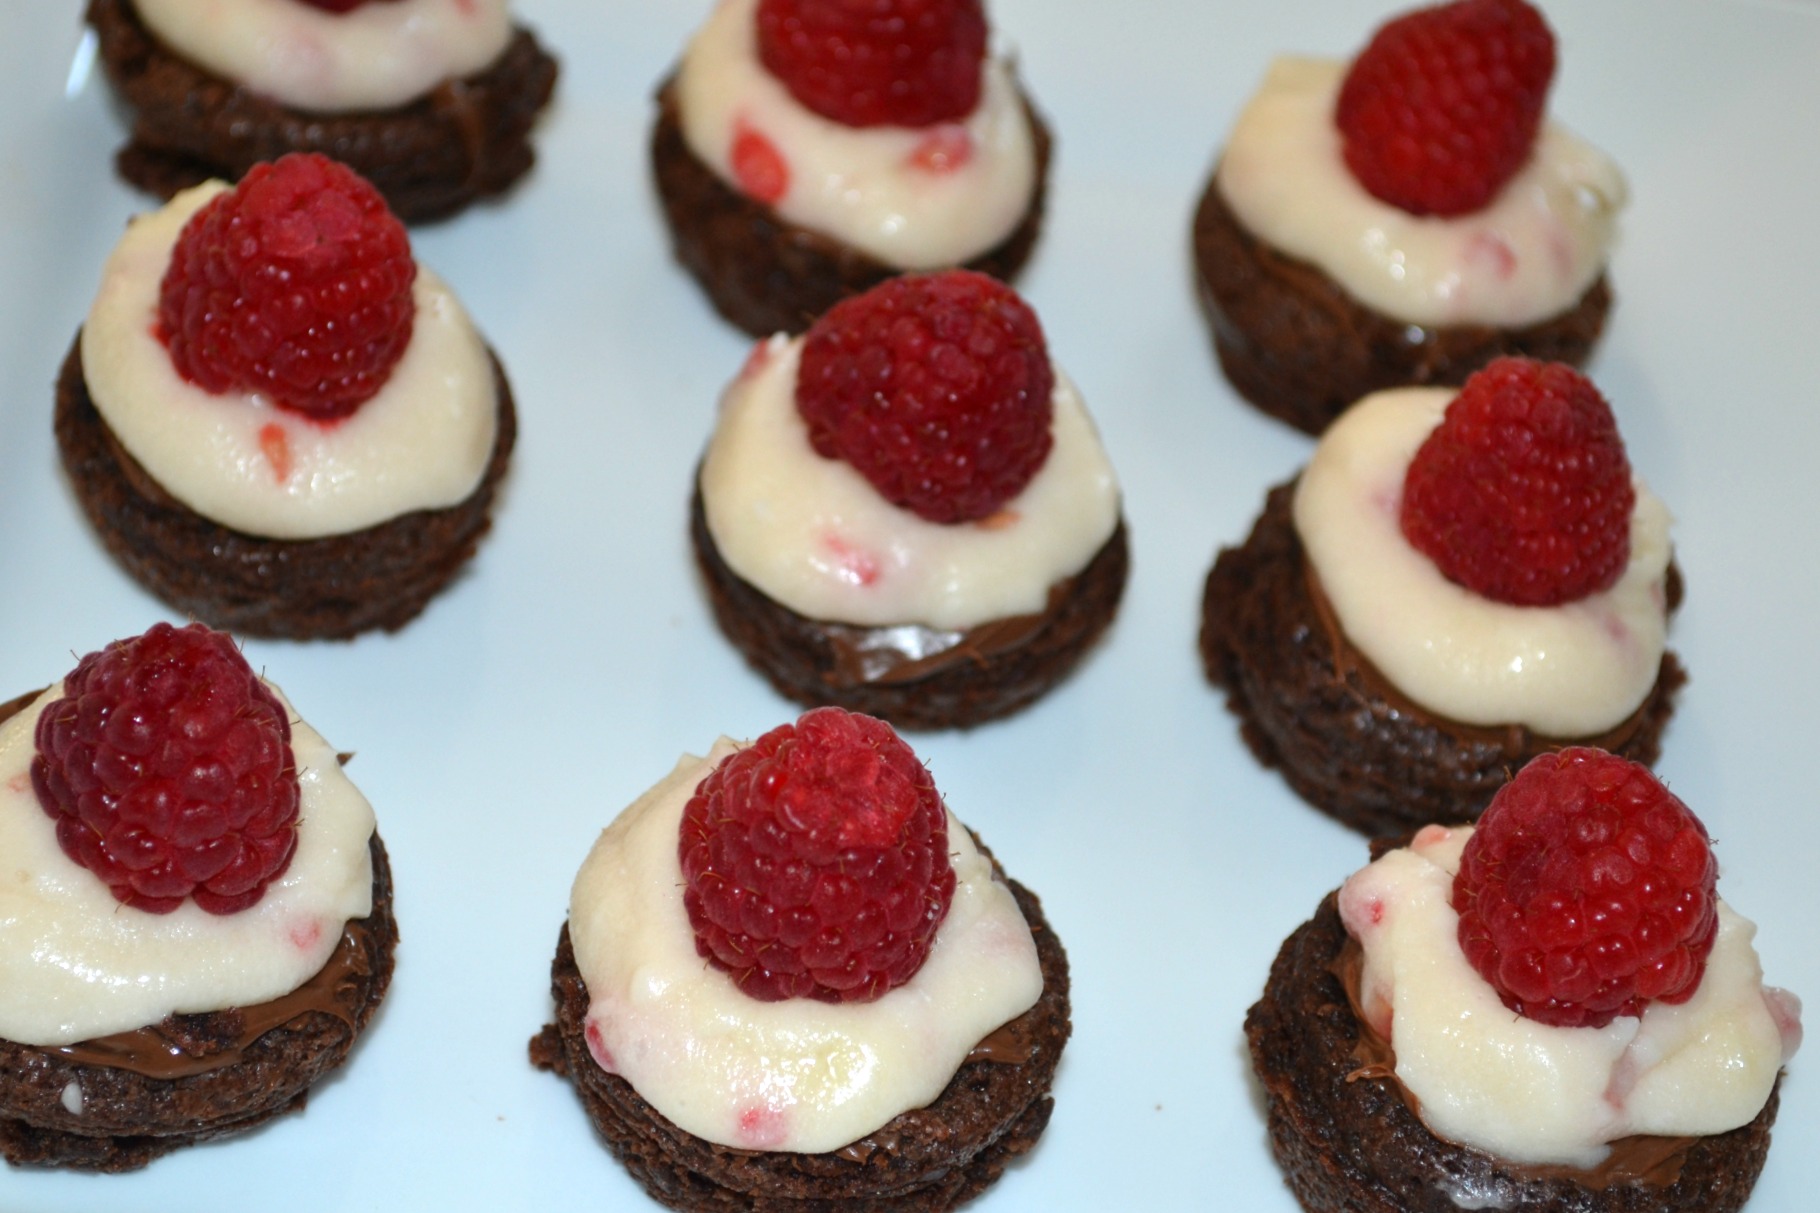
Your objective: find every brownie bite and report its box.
[61,155,515,640]
[651,0,1050,336]
[0,627,398,1170]
[531,709,1070,1210]
[693,272,1126,731]
[88,0,558,224]
[1193,1,1623,433]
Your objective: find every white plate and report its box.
[1,1,1815,1208]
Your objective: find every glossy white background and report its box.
[1,1,1815,1209]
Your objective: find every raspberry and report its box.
[796,270,1054,524]
[1453,748,1718,1029]
[756,0,987,128]
[1400,357,1634,606]
[679,707,957,1003]
[158,153,416,423]
[30,622,301,916]
[1335,0,1555,216]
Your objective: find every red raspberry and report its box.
[158,153,416,423]
[1400,357,1634,607]
[796,270,1054,524]
[679,707,957,1003]
[1453,748,1718,1029]
[1335,0,1555,216]
[30,623,301,916]
[756,0,987,128]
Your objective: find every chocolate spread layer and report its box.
[1192,171,1612,435]
[1245,891,1781,1213]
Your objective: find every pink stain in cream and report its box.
[820,532,880,587]
[584,1017,617,1073]
[259,424,295,484]
[5,773,27,795]
[289,919,322,952]
[731,119,789,205]
[975,508,1021,532]
[737,340,772,382]
[736,1103,790,1149]
[1765,987,1804,1060]
[452,0,478,16]
[907,126,973,174]
[1466,232,1517,280]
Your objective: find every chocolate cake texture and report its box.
[1192,177,1612,435]
[88,0,559,224]
[1200,482,1684,835]
[55,337,518,641]
[692,488,1128,731]
[1247,890,1781,1213]
[0,681,396,1174]
[531,871,1069,1212]
[651,76,1052,338]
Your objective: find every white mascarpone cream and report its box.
[133,0,513,114]
[1340,824,1801,1168]
[568,739,1045,1154]
[700,334,1121,631]
[1216,57,1626,328]
[81,180,499,541]
[0,682,377,1047]
[1293,386,1670,737]
[675,0,1038,270]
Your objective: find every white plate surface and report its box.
[1,1,1816,1209]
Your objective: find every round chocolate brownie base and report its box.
[54,337,518,641]
[0,833,397,1173]
[530,871,1069,1213]
[691,488,1128,730]
[1192,175,1613,435]
[1247,891,1781,1213]
[88,0,559,224]
[1200,481,1684,835]
[651,75,1052,338]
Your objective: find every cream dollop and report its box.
[675,0,1038,270]
[1293,386,1670,736]
[0,682,377,1047]
[133,0,513,113]
[1339,824,1800,1168]
[1217,57,1626,328]
[699,334,1120,631]
[81,180,499,541]
[567,739,1045,1154]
